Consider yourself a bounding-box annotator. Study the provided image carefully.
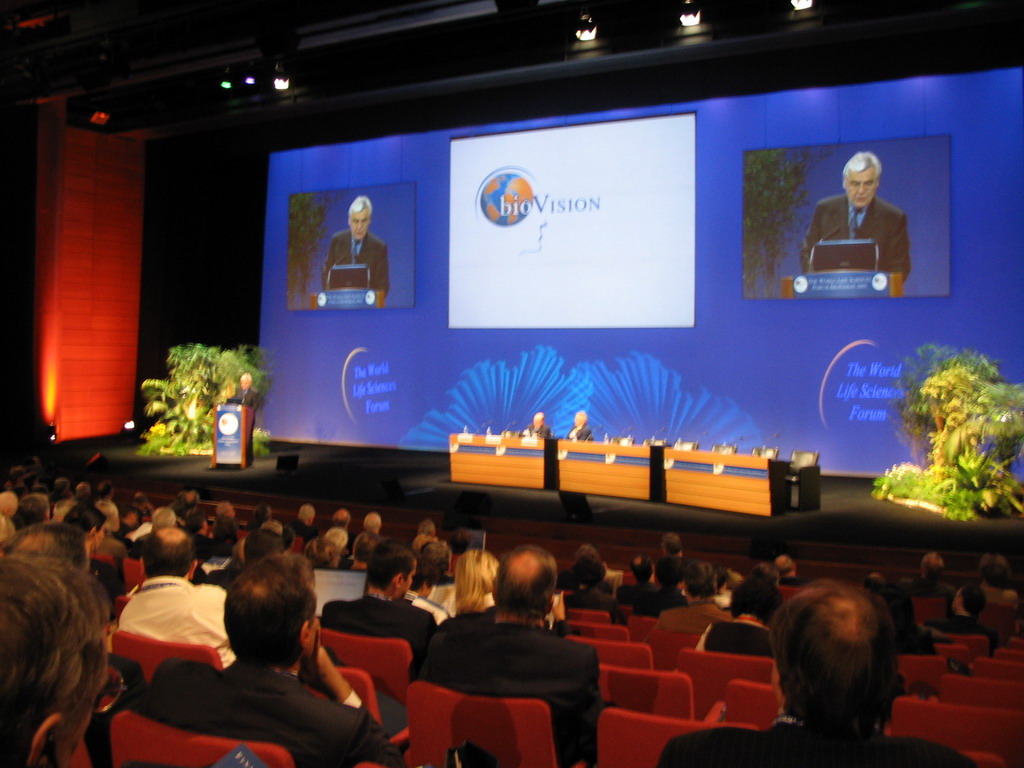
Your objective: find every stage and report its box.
[26,437,1024,558]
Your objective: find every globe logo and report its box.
[479,169,536,226]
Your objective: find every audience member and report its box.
[139,555,404,768]
[184,507,219,561]
[65,504,124,603]
[898,551,956,609]
[774,554,808,586]
[699,573,780,656]
[978,553,1019,608]
[119,526,235,666]
[323,527,351,568]
[321,538,436,673]
[305,535,342,569]
[421,544,603,768]
[565,551,625,624]
[349,531,380,570]
[633,555,688,617]
[423,540,456,614]
[661,532,683,558]
[169,488,199,520]
[128,506,178,557]
[0,490,19,523]
[405,551,451,624]
[0,556,109,768]
[750,560,781,586]
[15,491,49,528]
[557,544,612,593]
[93,498,129,563]
[654,560,730,635]
[880,586,936,656]
[362,511,382,535]
[616,554,657,607]
[332,507,352,529]
[209,513,238,556]
[0,513,15,548]
[924,583,1000,654]
[451,549,500,620]
[293,503,320,543]
[411,517,438,553]
[252,502,274,528]
[657,581,972,767]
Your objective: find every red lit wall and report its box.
[36,102,144,442]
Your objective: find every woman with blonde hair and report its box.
[453,549,499,617]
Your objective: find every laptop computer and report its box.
[327,264,370,290]
[313,569,368,616]
[809,239,879,272]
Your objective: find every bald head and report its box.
[332,507,351,528]
[363,512,382,535]
[142,526,194,577]
[496,545,557,623]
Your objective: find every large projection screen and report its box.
[449,114,696,329]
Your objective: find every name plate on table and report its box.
[790,272,893,299]
[316,289,377,308]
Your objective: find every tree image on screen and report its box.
[288,191,342,309]
[742,147,828,298]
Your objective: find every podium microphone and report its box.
[478,419,494,434]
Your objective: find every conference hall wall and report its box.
[259,67,1023,476]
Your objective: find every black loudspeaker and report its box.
[453,491,492,517]
[276,455,299,473]
[749,539,787,560]
[85,452,108,472]
[559,491,592,522]
[382,479,405,503]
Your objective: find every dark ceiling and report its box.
[2,0,1023,139]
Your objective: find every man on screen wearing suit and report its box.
[567,411,593,441]
[800,151,911,278]
[322,195,390,307]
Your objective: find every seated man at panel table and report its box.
[566,410,594,441]
[420,545,603,768]
[657,581,972,768]
[321,538,436,674]
[140,555,404,768]
[522,411,553,438]
[119,526,236,667]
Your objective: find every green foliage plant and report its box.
[140,343,269,456]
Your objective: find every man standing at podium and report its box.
[322,195,390,307]
[237,372,261,410]
[800,151,910,278]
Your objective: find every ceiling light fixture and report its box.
[273,62,290,90]
[680,1,701,27]
[791,0,813,9]
[575,12,597,41]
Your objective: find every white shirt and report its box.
[119,575,235,666]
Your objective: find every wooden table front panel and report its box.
[664,449,774,516]
[557,441,651,500]
[449,434,546,489]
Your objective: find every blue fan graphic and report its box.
[574,352,762,446]
[399,346,592,449]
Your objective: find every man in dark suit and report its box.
[321,538,436,673]
[633,555,688,617]
[925,583,1000,655]
[566,410,594,441]
[657,581,972,768]
[237,371,261,409]
[420,544,603,768]
[322,195,390,307]
[522,411,553,438]
[140,555,403,768]
[800,151,910,277]
[617,554,658,607]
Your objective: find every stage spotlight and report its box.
[575,12,597,41]
[47,422,57,443]
[679,0,701,26]
[89,111,110,125]
[219,68,232,89]
[243,75,257,86]
[791,0,813,9]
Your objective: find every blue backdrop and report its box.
[259,68,1024,476]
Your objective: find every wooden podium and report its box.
[557,440,652,500]
[449,433,546,489]
[212,403,253,468]
[663,448,787,516]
